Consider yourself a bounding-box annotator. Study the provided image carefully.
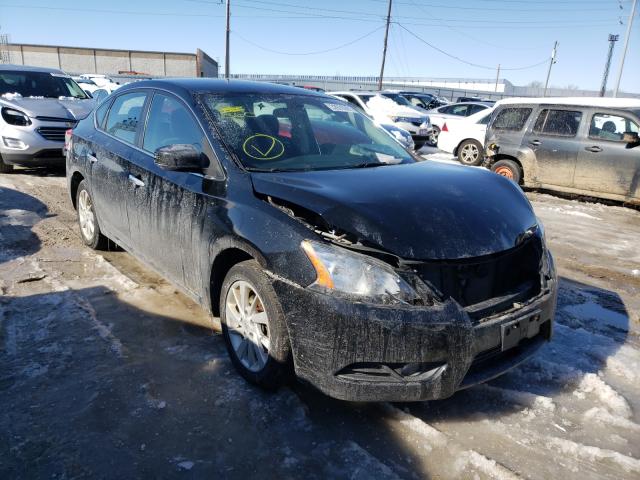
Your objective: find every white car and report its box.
[437,107,495,166]
[427,101,493,145]
[78,74,120,93]
[329,91,431,150]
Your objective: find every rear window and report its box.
[492,107,532,131]
[104,91,147,144]
[533,109,582,137]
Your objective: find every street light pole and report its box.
[543,41,558,97]
[225,0,231,79]
[378,0,393,91]
[613,0,637,97]
[494,64,501,92]
[600,34,619,97]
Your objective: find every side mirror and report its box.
[623,132,640,149]
[154,144,209,171]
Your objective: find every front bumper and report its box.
[274,279,557,402]
[1,122,69,166]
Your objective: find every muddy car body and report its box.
[66,79,557,402]
[484,97,640,205]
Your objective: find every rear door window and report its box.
[492,107,532,131]
[533,109,582,137]
[588,113,639,141]
[105,91,147,144]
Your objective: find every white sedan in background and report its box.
[437,107,495,166]
[79,74,120,93]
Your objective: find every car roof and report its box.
[440,101,493,108]
[0,64,67,75]
[118,78,327,97]
[497,96,640,108]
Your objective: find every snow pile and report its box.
[547,437,640,474]
[583,407,640,432]
[574,373,632,418]
[365,95,421,118]
[479,385,556,412]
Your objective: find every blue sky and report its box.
[0,0,638,92]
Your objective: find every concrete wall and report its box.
[6,43,217,78]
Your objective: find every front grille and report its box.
[35,116,77,124]
[414,236,543,319]
[37,127,67,142]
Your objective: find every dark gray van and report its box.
[484,98,640,205]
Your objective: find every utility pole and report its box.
[225,0,231,79]
[600,34,619,97]
[543,41,558,97]
[613,0,637,97]
[378,0,393,91]
[494,64,501,92]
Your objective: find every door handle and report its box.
[529,139,542,146]
[128,174,145,188]
[585,146,603,153]
[87,152,98,164]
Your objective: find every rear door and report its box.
[523,107,583,187]
[573,110,640,197]
[127,90,224,295]
[89,90,148,246]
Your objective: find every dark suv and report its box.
[485,98,640,205]
[66,79,557,402]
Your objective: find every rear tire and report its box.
[220,260,292,389]
[76,180,109,249]
[0,155,14,173]
[491,159,522,184]
[457,139,483,166]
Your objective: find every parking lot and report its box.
[1,160,638,479]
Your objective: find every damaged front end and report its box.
[262,191,557,402]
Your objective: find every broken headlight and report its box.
[301,240,419,305]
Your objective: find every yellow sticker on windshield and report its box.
[219,106,246,117]
[242,134,285,160]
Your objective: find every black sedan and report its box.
[66,79,557,402]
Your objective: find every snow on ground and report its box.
[1,168,639,479]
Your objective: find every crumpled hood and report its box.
[251,161,538,260]
[0,97,94,120]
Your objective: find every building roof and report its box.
[497,96,640,108]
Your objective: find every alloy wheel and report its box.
[460,143,479,164]
[78,189,96,241]
[225,280,271,372]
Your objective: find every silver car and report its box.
[0,65,94,172]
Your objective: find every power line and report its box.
[396,23,550,71]
[232,25,385,55]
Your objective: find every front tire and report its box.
[76,180,108,249]
[491,159,522,184]
[220,260,292,389]
[457,139,483,166]
[0,155,14,173]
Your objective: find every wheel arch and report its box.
[208,242,268,317]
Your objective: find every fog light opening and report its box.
[2,137,28,150]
